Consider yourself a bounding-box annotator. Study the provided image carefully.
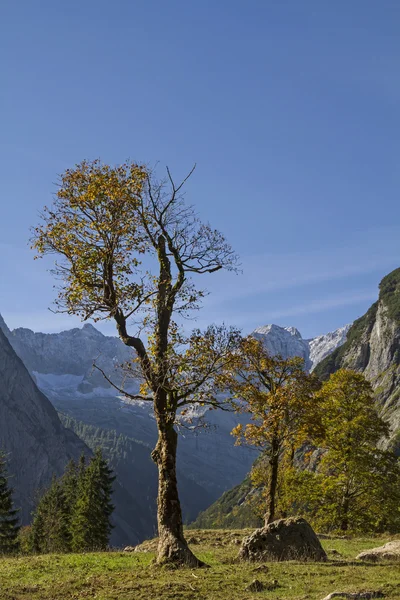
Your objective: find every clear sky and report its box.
[1,0,400,339]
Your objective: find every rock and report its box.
[252,565,269,573]
[231,538,241,545]
[123,546,136,552]
[239,517,327,562]
[187,536,199,545]
[245,579,265,592]
[356,540,400,562]
[245,579,279,592]
[321,592,384,600]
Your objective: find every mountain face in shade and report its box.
[0,325,88,523]
[2,320,258,504]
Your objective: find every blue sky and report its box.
[1,1,400,339]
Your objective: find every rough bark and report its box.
[265,439,279,526]
[151,412,204,567]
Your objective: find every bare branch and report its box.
[92,363,153,402]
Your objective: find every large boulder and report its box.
[356,540,400,562]
[239,517,327,562]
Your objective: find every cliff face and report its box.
[0,326,88,522]
[314,268,400,447]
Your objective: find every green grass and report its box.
[1,530,399,600]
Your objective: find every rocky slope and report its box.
[314,267,400,449]
[0,322,88,523]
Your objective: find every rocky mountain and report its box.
[0,322,88,523]
[0,318,257,521]
[191,269,400,529]
[0,312,351,540]
[314,267,400,449]
[252,323,351,371]
[1,316,349,499]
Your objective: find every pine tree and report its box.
[31,476,71,553]
[71,449,115,552]
[92,449,115,545]
[62,459,78,507]
[0,453,20,554]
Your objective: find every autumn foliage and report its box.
[225,337,321,525]
[32,159,240,566]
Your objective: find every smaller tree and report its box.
[310,369,400,532]
[31,477,71,553]
[227,337,320,525]
[0,453,20,554]
[71,449,115,551]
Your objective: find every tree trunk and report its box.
[264,446,279,526]
[340,494,350,532]
[151,418,204,567]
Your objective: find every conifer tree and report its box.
[71,449,115,551]
[0,453,19,554]
[62,459,79,507]
[31,477,71,553]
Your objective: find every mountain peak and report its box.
[0,313,10,337]
[284,326,302,339]
[81,322,103,335]
[251,322,350,371]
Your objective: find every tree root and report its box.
[156,537,208,568]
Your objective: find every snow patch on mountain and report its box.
[252,323,351,371]
[307,324,351,368]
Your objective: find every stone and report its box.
[239,517,327,562]
[252,564,269,573]
[245,579,279,592]
[321,592,384,600]
[245,579,265,592]
[356,540,400,562]
[123,546,136,552]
